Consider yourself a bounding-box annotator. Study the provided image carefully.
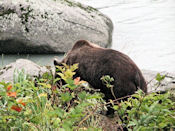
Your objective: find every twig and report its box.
[111,86,117,100]
[78,105,98,128]
[119,124,124,131]
[102,95,132,107]
[154,82,161,91]
[146,76,156,86]
[147,88,174,94]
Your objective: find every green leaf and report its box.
[113,105,119,110]
[30,114,42,124]
[70,63,78,71]
[66,78,77,90]
[62,63,70,69]
[38,83,51,88]
[127,119,137,127]
[156,73,165,82]
[53,78,61,84]
[55,108,65,118]
[159,122,168,128]
[61,92,72,102]
[52,117,61,127]
[58,128,66,131]
[132,93,141,99]
[64,69,75,79]
[86,94,102,99]
[57,73,65,80]
[78,91,86,100]
[62,121,73,130]
[56,65,64,72]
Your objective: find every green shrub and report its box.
[0,64,103,131]
[100,74,175,130]
[1,64,175,131]
[113,89,175,130]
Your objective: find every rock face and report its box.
[0,0,113,54]
[0,59,49,83]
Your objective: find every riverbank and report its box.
[1,59,175,93]
[0,54,63,69]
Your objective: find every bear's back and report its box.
[66,40,147,94]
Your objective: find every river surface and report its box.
[1,0,175,72]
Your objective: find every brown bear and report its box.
[54,40,147,115]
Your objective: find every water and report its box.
[75,0,175,72]
[0,54,63,68]
[1,0,175,72]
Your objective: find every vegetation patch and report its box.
[113,89,175,130]
[0,64,175,130]
[0,64,104,130]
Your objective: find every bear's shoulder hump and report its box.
[72,40,91,50]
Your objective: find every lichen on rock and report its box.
[0,0,113,54]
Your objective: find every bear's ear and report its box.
[72,40,90,50]
[54,58,62,66]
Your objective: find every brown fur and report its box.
[54,40,147,115]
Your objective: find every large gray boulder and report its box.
[0,59,49,83]
[0,0,113,54]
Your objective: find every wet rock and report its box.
[0,59,49,83]
[142,70,175,93]
[0,0,113,54]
